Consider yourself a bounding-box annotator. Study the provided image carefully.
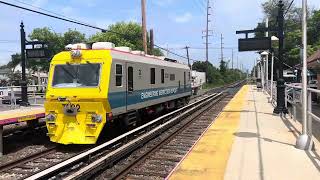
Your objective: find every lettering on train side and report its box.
[141,88,178,100]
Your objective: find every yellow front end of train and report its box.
[45,49,112,144]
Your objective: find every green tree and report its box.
[28,28,87,71]
[64,29,86,45]
[90,22,143,50]
[255,0,320,67]
[7,53,21,73]
[90,22,163,55]
[192,61,223,84]
[28,27,64,71]
[219,60,227,75]
[29,27,64,56]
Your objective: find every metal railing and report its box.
[265,80,277,104]
[0,85,46,108]
[285,83,320,138]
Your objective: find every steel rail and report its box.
[0,146,57,173]
[64,92,223,180]
[108,93,226,179]
[25,92,223,180]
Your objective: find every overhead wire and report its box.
[12,0,92,26]
[0,40,19,43]
[284,0,295,17]
[0,0,191,61]
[193,0,206,14]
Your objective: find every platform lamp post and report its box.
[20,22,29,107]
[273,0,288,114]
[261,51,269,92]
[296,0,314,150]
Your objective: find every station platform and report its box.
[0,106,45,125]
[168,85,320,180]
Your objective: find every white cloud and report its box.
[61,6,74,15]
[30,0,48,7]
[153,0,176,7]
[173,12,193,23]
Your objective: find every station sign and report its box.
[26,48,48,59]
[238,37,271,52]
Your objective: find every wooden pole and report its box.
[141,0,147,54]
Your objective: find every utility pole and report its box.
[237,55,239,70]
[231,49,234,70]
[149,29,154,55]
[265,18,269,92]
[296,0,313,150]
[20,22,28,107]
[220,33,224,63]
[185,46,191,68]
[204,0,212,83]
[273,0,288,114]
[141,0,148,54]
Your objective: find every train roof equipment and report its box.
[64,42,186,65]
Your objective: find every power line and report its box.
[193,0,206,14]
[0,0,190,60]
[0,49,18,53]
[154,44,196,61]
[12,0,91,26]
[167,46,237,50]
[0,1,106,31]
[0,40,19,43]
[284,0,295,16]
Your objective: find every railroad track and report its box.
[0,81,243,180]
[102,94,232,180]
[21,82,242,180]
[0,145,89,179]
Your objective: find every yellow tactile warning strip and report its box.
[0,107,45,125]
[167,85,249,180]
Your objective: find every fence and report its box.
[0,85,46,109]
[285,83,320,139]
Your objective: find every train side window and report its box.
[128,66,133,91]
[150,68,155,84]
[115,64,122,87]
[161,69,164,84]
[184,72,186,89]
[170,74,175,81]
[188,72,191,81]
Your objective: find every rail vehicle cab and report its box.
[45,44,113,144]
[45,42,192,145]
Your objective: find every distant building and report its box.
[0,64,48,87]
[191,71,206,95]
[307,49,320,89]
[0,68,10,81]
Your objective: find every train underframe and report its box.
[112,96,191,127]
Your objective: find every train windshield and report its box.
[52,63,100,88]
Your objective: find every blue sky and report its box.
[0,0,319,71]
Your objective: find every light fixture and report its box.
[46,113,56,121]
[271,36,279,41]
[261,51,269,56]
[91,114,103,123]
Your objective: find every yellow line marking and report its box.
[0,107,44,121]
[168,85,249,180]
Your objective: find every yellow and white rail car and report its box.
[45,42,192,144]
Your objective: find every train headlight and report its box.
[46,113,56,121]
[71,50,82,58]
[91,114,102,123]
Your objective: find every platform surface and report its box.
[168,85,320,180]
[0,106,45,125]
